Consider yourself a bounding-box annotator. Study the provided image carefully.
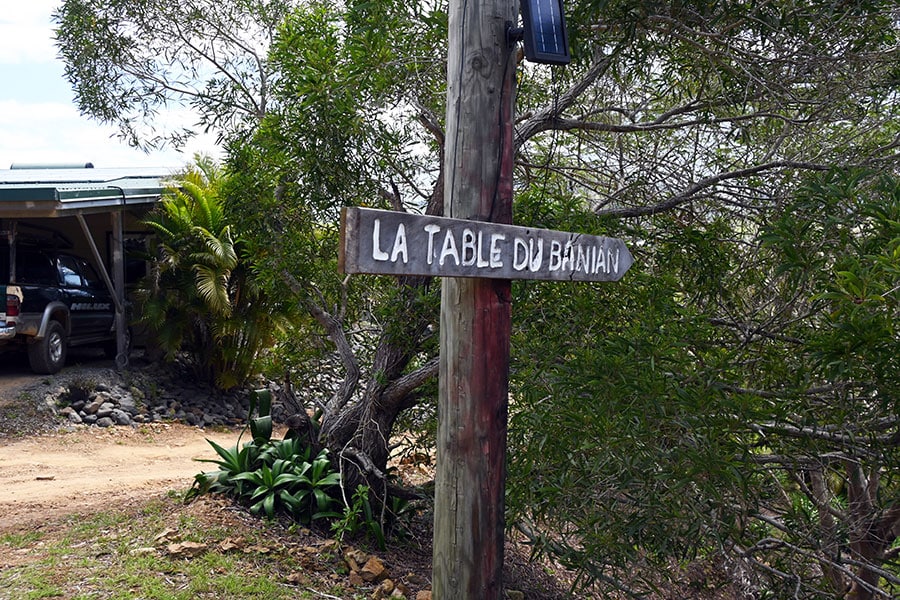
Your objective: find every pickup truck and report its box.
[1,243,126,374]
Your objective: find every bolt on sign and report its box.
[339,207,633,282]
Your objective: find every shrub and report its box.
[187,390,341,524]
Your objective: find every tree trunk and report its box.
[312,166,446,496]
[311,273,438,499]
[845,465,900,600]
[808,468,846,594]
[845,511,899,600]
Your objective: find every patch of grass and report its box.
[96,550,294,600]
[0,496,365,600]
[0,530,43,547]
[7,578,65,599]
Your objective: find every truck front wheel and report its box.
[28,321,67,374]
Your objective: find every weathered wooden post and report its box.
[432,0,517,597]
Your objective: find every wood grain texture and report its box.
[433,0,517,596]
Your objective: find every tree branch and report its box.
[515,45,624,147]
[596,160,830,218]
[750,421,897,449]
[514,518,648,599]
[281,270,360,417]
[381,357,439,407]
[414,99,444,146]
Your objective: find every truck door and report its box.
[58,255,114,339]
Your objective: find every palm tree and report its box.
[140,155,288,389]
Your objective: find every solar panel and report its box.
[520,0,570,65]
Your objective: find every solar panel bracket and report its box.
[506,22,525,48]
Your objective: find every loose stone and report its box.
[110,409,132,426]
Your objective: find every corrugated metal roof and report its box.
[0,167,173,217]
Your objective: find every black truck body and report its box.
[1,242,121,373]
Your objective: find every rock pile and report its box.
[42,359,272,430]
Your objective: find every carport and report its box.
[0,165,171,368]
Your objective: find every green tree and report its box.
[54,0,289,149]
[221,0,447,498]
[141,156,290,389]
[501,2,900,593]
[507,169,899,599]
[55,0,900,595]
[742,172,900,599]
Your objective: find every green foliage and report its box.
[248,387,274,445]
[287,449,344,522]
[508,236,753,589]
[139,156,295,389]
[331,485,386,550]
[508,170,900,596]
[232,451,340,521]
[761,170,900,403]
[732,172,900,598]
[221,0,446,310]
[191,390,411,548]
[53,0,286,149]
[198,437,262,498]
[218,2,447,486]
[190,391,341,524]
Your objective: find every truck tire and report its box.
[28,320,67,374]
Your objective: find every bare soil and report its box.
[0,421,238,534]
[0,353,238,533]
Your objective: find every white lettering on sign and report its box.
[370,221,622,275]
[372,219,619,274]
[425,224,441,265]
[490,234,505,268]
[439,229,459,266]
[372,219,409,263]
[340,207,634,282]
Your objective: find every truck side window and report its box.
[20,251,56,286]
[58,256,83,288]
[80,261,104,290]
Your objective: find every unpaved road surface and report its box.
[0,424,239,533]
[0,357,241,534]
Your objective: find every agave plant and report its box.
[191,439,262,499]
[295,449,342,521]
[259,436,311,467]
[232,459,307,519]
[189,389,342,523]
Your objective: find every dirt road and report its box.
[0,422,241,533]
[0,358,243,533]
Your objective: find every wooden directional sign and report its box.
[340,207,633,282]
